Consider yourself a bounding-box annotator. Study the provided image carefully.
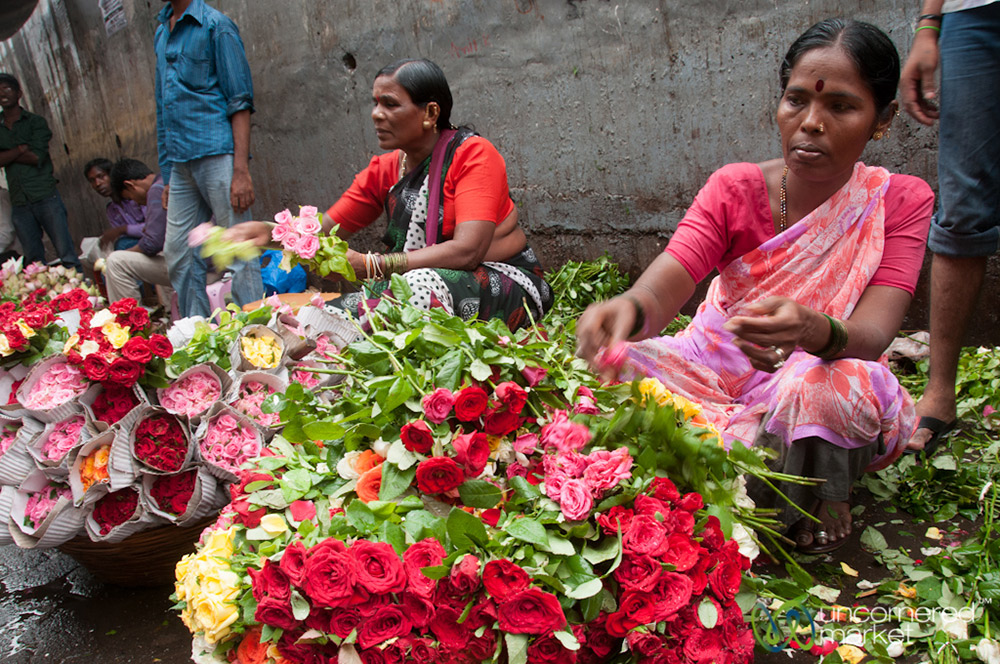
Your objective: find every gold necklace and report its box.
[779,165,788,232]
[399,152,407,179]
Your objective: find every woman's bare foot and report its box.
[793,500,852,553]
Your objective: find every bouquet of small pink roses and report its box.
[271,205,355,280]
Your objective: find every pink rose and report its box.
[521,366,548,387]
[294,234,320,260]
[294,212,321,235]
[583,447,633,494]
[289,500,316,521]
[559,478,593,521]
[299,205,319,220]
[513,433,538,455]
[540,410,591,454]
[421,388,455,424]
[273,209,294,226]
[452,431,490,477]
[574,385,600,415]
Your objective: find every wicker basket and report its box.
[58,516,214,587]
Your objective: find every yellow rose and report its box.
[637,377,669,403]
[258,513,289,537]
[0,334,10,357]
[836,644,866,664]
[63,334,80,355]
[102,321,131,349]
[16,319,36,339]
[201,527,236,558]
[241,335,281,368]
[191,589,240,643]
[671,393,702,420]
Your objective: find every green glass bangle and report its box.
[915,25,941,34]
[623,294,646,338]
[808,314,848,360]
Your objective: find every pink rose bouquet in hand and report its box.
[271,206,356,280]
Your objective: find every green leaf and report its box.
[401,509,446,543]
[282,468,312,494]
[469,358,492,382]
[458,480,503,509]
[382,376,414,415]
[582,537,620,565]
[543,532,576,556]
[505,633,529,664]
[860,526,888,553]
[345,499,376,532]
[435,350,465,392]
[563,578,603,600]
[553,630,581,651]
[379,463,416,502]
[505,517,548,548]
[447,507,488,550]
[290,590,310,621]
[302,421,346,442]
[510,476,541,502]
[378,521,407,556]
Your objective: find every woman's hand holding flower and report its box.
[723,296,827,372]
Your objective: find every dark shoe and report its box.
[903,416,956,457]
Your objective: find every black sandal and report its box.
[903,416,956,457]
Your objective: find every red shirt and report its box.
[326,136,516,239]
[665,163,934,295]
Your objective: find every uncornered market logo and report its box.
[752,601,980,652]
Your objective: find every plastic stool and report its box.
[207,278,233,316]
[168,278,233,322]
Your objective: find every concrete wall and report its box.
[1,0,996,342]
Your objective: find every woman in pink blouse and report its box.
[576,18,933,555]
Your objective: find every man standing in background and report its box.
[155,0,262,318]
[900,1,1000,455]
[0,73,81,270]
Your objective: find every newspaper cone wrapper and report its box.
[69,430,118,506]
[155,363,232,425]
[84,485,166,543]
[0,418,44,486]
[15,355,87,424]
[141,465,223,527]
[79,381,149,433]
[230,324,286,375]
[119,405,195,477]
[9,470,86,548]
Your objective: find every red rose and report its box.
[453,385,489,422]
[429,606,469,650]
[249,559,291,603]
[301,539,358,608]
[494,381,528,414]
[128,307,150,330]
[649,476,680,503]
[580,618,618,664]
[596,506,635,536]
[409,638,439,664]
[349,540,407,595]
[708,560,741,602]
[483,408,521,437]
[482,559,530,601]
[622,514,667,556]
[5,326,25,349]
[447,554,481,596]
[655,571,695,620]
[82,354,110,382]
[148,333,173,358]
[452,431,490,477]
[677,491,704,512]
[122,337,152,363]
[615,554,661,592]
[233,498,265,528]
[528,633,575,664]
[401,420,434,455]
[108,357,141,387]
[468,627,498,663]
[254,596,299,631]
[402,591,435,628]
[604,609,638,638]
[149,469,197,514]
[415,456,464,494]
[626,631,665,659]
[619,589,658,625]
[683,627,724,662]
[110,298,137,314]
[329,607,362,638]
[421,388,455,424]
[356,592,392,617]
[279,540,308,586]
[497,587,566,635]
[661,532,703,572]
[481,508,501,527]
[402,537,446,598]
[360,648,386,664]
[357,605,412,650]
[520,366,547,387]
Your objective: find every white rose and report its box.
[936,614,969,640]
[337,451,361,479]
[976,638,1000,664]
[730,522,760,561]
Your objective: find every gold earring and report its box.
[873,130,884,141]
[423,120,432,129]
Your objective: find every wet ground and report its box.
[0,545,190,664]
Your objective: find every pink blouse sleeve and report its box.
[869,174,934,295]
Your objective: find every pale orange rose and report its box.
[356,464,383,503]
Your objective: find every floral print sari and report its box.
[621,163,914,472]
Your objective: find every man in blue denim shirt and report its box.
[156,0,262,317]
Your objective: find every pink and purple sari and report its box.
[621,163,915,472]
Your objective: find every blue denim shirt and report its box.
[155,0,254,185]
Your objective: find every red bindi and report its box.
[815,79,824,92]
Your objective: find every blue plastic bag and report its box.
[260,250,307,295]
